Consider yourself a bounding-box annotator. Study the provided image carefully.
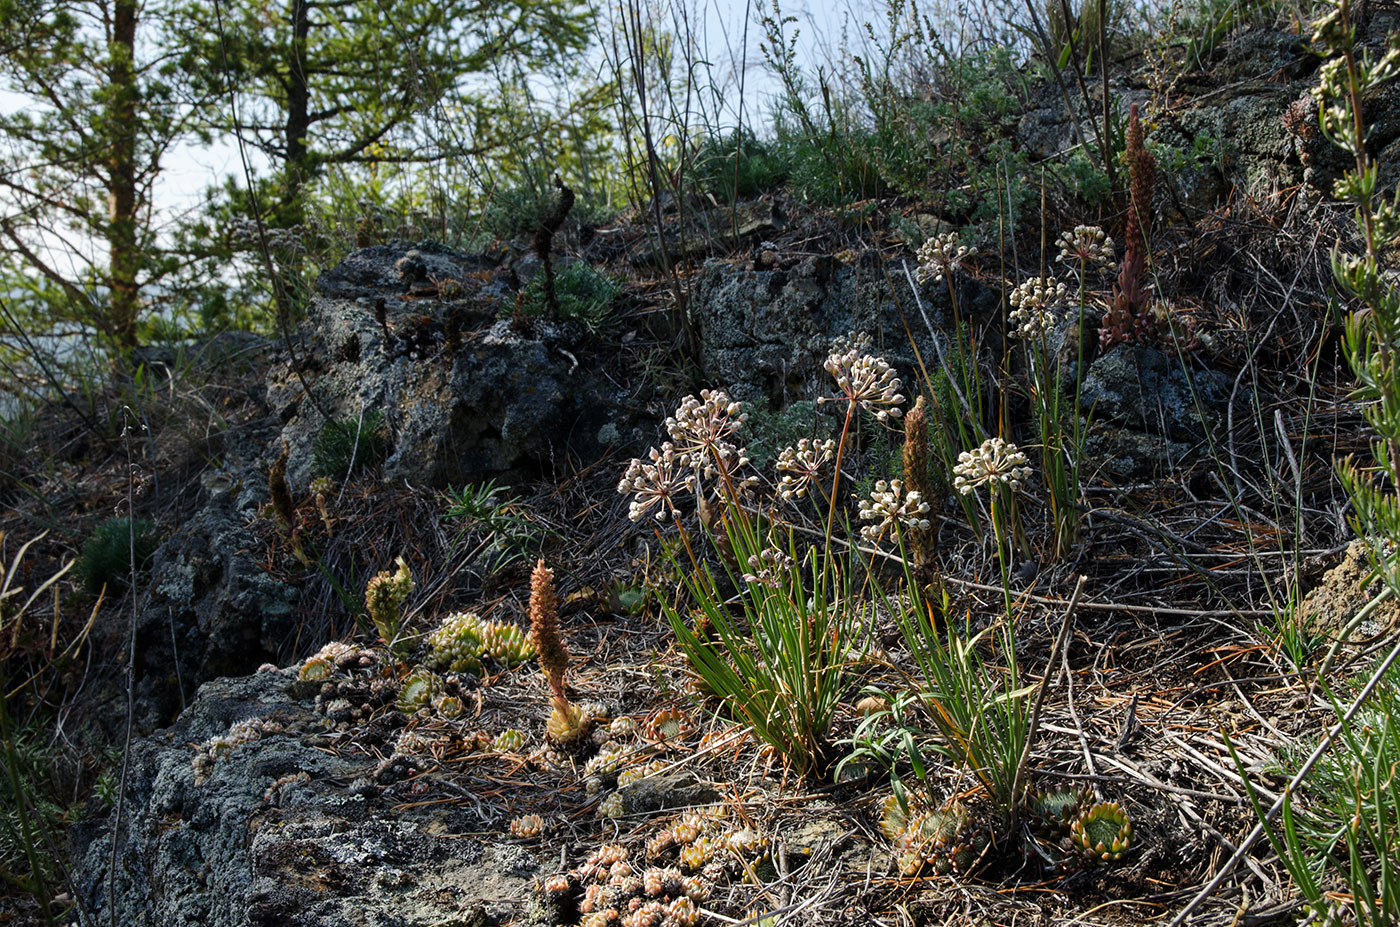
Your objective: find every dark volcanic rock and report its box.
[269,242,626,490]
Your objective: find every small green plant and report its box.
[442,480,541,571]
[835,688,930,784]
[74,516,158,595]
[365,556,414,659]
[1,533,73,918]
[880,792,991,876]
[691,130,789,202]
[888,582,1034,827]
[312,410,388,480]
[426,610,535,674]
[516,262,620,335]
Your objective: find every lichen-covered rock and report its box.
[70,670,540,927]
[1016,27,1400,214]
[688,253,996,408]
[268,241,625,490]
[1302,540,1400,638]
[1078,344,1232,478]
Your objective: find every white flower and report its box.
[824,343,905,423]
[952,438,1031,495]
[1056,225,1114,267]
[915,232,975,284]
[1008,276,1069,340]
[776,438,835,500]
[665,389,748,475]
[617,443,696,522]
[857,479,931,542]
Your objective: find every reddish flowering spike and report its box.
[529,559,568,702]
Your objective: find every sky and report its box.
[0,0,935,266]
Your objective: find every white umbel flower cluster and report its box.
[1008,276,1069,340]
[824,347,905,423]
[1056,225,1114,267]
[915,232,975,284]
[776,438,835,500]
[665,389,748,476]
[952,438,1031,495]
[617,443,696,522]
[857,479,932,542]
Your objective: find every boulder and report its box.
[688,252,997,408]
[269,241,626,491]
[70,669,541,927]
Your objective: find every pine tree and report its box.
[178,0,595,228]
[0,0,199,348]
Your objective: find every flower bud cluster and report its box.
[857,479,932,542]
[1056,225,1114,267]
[824,347,905,423]
[915,232,975,284]
[743,547,795,587]
[952,438,1031,495]
[776,438,835,500]
[617,444,696,522]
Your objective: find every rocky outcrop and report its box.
[268,242,629,491]
[1080,344,1233,480]
[688,252,997,408]
[130,479,298,729]
[1016,26,1400,215]
[70,669,542,927]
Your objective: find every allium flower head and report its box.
[665,389,748,474]
[776,438,835,500]
[824,345,905,423]
[857,479,932,542]
[1009,276,1069,312]
[617,443,695,522]
[743,547,795,587]
[1056,225,1114,267]
[915,232,975,284]
[1009,277,1069,340]
[953,438,1031,495]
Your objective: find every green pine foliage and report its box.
[312,411,389,480]
[74,517,158,596]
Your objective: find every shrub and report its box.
[691,130,790,202]
[74,516,158,595]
